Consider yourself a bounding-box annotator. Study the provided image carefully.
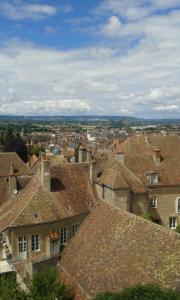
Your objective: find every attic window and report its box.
[147,173,159,185]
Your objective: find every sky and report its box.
[0,0,180,118]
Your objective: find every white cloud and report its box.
[96,0,180,21]
[0,35,180,117]
[101,16,122,36]
[154,105,178,111]
[0,1,57,20]
[1,0,180,118]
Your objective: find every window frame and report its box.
[150,195,157,209]
[18,236,26,253]
[149,174,158,185]
[169,216,177,229]
[60,228,67,245]
[176,197,180,213]
[31,234,40,252]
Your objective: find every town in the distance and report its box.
[0,114,179,299]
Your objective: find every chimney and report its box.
[78,147,89,163]
[78,147,83,163]
[153,148,161,165]
[40,153,51,192]
[9,163,17,196]
[87,150,92,163]
[115,152,125,165]
[90,161,97,185]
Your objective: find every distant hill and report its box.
[0,115,179,125]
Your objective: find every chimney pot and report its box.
[40,154,51,192]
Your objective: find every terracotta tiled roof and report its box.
[96,168,129,189]
[0,163,96,231]
[0,180,9,206]
[0,153,32,177]
[96,157,146,193]
[60,201,180,298]
[124,136,180,185]
[107,135,180,186]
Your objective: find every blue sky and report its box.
[0,0,180,117]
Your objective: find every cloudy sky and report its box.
[0,0,180,117]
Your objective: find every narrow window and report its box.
[19,236,26,253]
[169,217,177,229]
[176,198,180,213]
[32,235,40,251]
[60,228,67,245]
[150,195,157,208]
[72,224,79,236]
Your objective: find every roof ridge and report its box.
[120,162,145,186]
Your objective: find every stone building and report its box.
[93,135,180,229]
[0,155,96,284]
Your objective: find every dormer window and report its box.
[147,172,159,185]
[150,174,158,185]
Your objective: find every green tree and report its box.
[0,268,72,300]
[0,275,27,300]
[94,284,180,300]
[28,267,73,300]
[0,128,28,162]
[28,144,45,157]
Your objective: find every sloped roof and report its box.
[0,163,96,231]
[107,135,180,186]
[0,152,32,177]
[96,158,146,193]
[60,201,180,298]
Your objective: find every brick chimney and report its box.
[40,153,51,192]
[153,148,161,165]
[9,163,17,195]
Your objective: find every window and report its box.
[169,217,177,229]
[31,235,40,251]
[18,236,26,253]
[72,224,79,236]
[60,228,67,245]
[176,198,180,213]
[149,174,158,185]
[150,195,157,208]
